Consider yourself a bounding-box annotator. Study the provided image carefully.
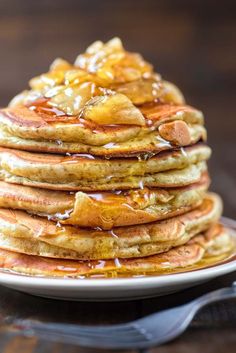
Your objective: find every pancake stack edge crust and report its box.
[0,38,233,277]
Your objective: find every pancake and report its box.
[0,119,206,158]
[0,224,233,277]
[0,104,205,157]
[0,174,209,229]
[0,144,210,191]
[0,159,207,191]
[0,194,222,260]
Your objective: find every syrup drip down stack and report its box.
[0,38,233,277]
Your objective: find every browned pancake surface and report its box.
[0,144,210,191]
[0,173,209,229]
[0,224,232,277]
[0,194,222,259]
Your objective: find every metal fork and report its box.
[4,282,236,349]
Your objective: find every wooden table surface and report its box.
[0,0,235,352]
[0,270,236,353]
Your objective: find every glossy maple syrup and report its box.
[25,98,172,131]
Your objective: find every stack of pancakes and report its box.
[0,38,233,277]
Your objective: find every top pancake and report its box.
[0,38,206,157]
[0,104,206,157]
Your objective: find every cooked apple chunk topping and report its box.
[82,93,145,126]
[74,37,153,84]
[46,82,96,116]
[9,38,185,124]
[9,90,42,107]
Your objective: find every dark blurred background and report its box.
[0,0,235,216]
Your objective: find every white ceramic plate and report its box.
[0,217,235,301]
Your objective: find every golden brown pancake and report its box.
[0,194,222,260]
[0,174,209,229]
[0,224,233,277]
[0,104,205,157]
[0,144,210,191]
[0,119,206,157]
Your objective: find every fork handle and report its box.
[189,283,236,315]
[4,319,89,346]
